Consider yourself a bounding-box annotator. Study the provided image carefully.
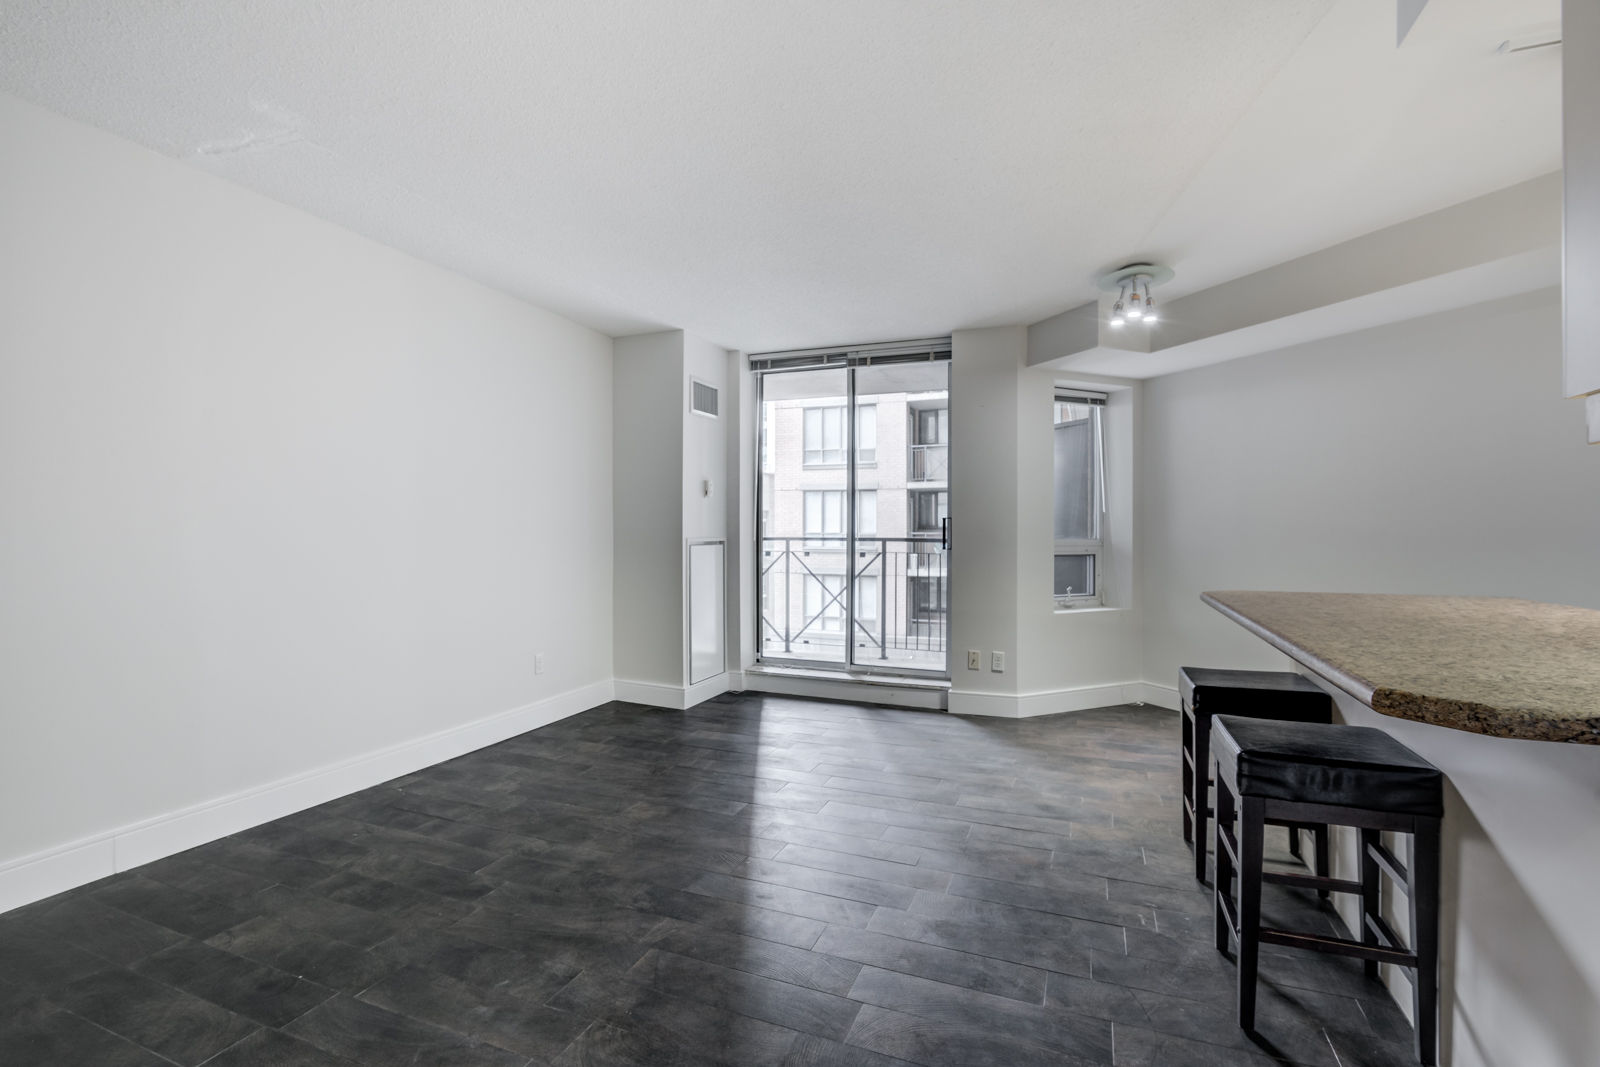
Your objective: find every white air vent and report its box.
[691,380,719,418]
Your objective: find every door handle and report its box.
[941,518,950,551]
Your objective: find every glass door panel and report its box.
[851,362,948,674]
[757,361,949,676]
[759,368,850,665]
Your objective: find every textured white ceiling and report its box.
[0,0,1561,351]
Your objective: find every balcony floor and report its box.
[0,695,1417,1066]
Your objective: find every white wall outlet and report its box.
[535,653,545,675]
[968,650,981,670]
[991,651,1006,672]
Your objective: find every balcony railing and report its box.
[910,444,948,482]
[759,536,947,669]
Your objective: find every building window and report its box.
[1054,391,1105,605]
[804,490,844,546]
[856,575,879,622]
[856,490,877,536]
[805,574,845,632]
[909,403,948,482]
[910,489,948,534]
[804,404,876,466]
[805,489,875,540]
[803,406,845,465]
[857,404,876,465]
[908,574,946,636]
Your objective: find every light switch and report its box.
[967,650,980,670]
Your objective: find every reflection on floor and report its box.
[0,694,1420,1066]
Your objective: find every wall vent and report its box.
[692,380,719,418]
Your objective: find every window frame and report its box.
[1053,391,1107,609]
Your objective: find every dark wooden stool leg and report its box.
[1359,828,1381,980]
[1237,796,1266,1031]
[1192,711,1211,883]
[1213,759,1235,955]
[1288,825,1302,860]
[1314,824,1331,901]
[1411,819,1441,1066]
[1182,705,1195,845]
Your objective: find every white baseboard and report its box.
[614,673,730,710]
[739,670,948,711]
[1139,682,1181,710]
[0,679,614,916]
[950,681,1164,718]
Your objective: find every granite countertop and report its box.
[1201,591,1600,744]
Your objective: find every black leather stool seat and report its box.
[1215,716,1444,817]
[1179,667,1334,884]
[1181,667,1330,719]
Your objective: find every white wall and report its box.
[613,331,685,693]
[1141,288,1600,1067]
[0,93,615,910]
[948,327,1147,717]
[612,329,732,707]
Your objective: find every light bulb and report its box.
[1127,306,1143,320]
[1110,300,1125,327]
[1143,310,1158,324]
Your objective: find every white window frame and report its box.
[1054,390,1106,609]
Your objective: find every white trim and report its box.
[614,673,730,710]
[742,669,948,710]
[0,679,614,916]
[950,681,1150,718]
[1139,682,1181,710]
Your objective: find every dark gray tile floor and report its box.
[0,694,1421,1066]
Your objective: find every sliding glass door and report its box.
[757,359,949,676]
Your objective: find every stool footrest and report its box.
[1367,840,1409,887]
[1365,911,1411,958]
[1258,927,1417,968]
[1262,871,1361,895]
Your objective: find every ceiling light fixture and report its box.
[1097,262,1174,330]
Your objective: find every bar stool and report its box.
[1211,714,1443,1066]
[1180,667,1333,883]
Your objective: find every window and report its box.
[856,404,876,464]
[804,490,844,545]
[805,574,845,632]
[908,574,947,635]
[804,406,846,465]
[805,489,875,539]
[1054,391,1106,605]
[856,575,879,622]
[910,489,948,534]
[909,403,948,482]
[914,406,948,446]
[856,490,877,536]
[804,404,875,466]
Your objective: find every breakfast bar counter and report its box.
[1201,591,1600,744]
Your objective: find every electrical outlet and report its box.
[535,653,546,675]
[991,651,1006,673]
[967,650,981,670]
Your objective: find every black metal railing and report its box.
[759,536,947,664]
